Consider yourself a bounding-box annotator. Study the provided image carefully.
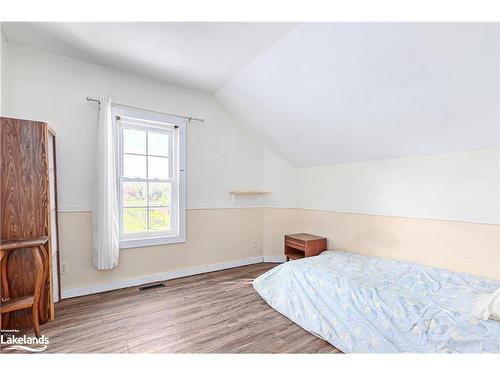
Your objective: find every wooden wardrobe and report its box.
[0,117,61,329]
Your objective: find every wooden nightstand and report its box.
[284,233,327,261]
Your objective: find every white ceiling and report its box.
[1,22,296,93]
[3,22,499,167]
[217,23,499,167]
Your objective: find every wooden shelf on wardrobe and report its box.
[1,296,35,313]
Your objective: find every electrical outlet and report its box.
[252,239,257,248]
[61,262,69,274]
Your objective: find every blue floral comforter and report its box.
[253,251,500,353]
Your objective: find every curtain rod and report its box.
[86,97,205,124]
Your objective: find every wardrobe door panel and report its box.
[1,117,55,328]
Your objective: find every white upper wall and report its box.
[0,25,4,116]
[261,149,297,208]
[217,23,499,167]
[1,42,296,210]
[297,148,499,224]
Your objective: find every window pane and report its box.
[123,129,146,154]
[148,156,169,180]
[124,154,147,179]
[123,208,147,233]
[149,182,171,206]
[123,182,147,206]
[149,207,171,231]
[148,132,169,157]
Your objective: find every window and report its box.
[113,106,186,249]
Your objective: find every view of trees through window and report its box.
[121,127,173,234]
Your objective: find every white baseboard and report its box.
[263,255,286,263]
[61,256,265,299]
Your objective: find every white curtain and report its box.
[92,97,120,270]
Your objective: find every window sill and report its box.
[119,234,186,249]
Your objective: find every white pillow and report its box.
[473,288,500,322]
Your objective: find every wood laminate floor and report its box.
[4,263,341,353]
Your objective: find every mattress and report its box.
[253,250,500,353]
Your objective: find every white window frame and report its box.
[112,105,186,249]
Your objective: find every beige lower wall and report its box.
[59,207,499,293]
[263,208,500,280]
[59,208,263,290]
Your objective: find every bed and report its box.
[253,250,500,353]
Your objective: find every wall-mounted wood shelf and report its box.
[229,191,272,196]
[229,191,272,202]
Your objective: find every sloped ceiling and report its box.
[216,23,499,167]
[1,22,296,93]
[3,22,499,167]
